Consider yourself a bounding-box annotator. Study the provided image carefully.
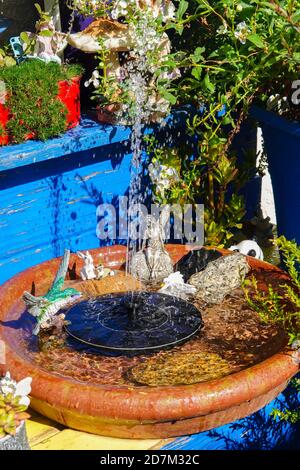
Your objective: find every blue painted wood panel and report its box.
[0,112,190,284]
[0,144,132,282]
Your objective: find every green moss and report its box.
[0,60,83,143]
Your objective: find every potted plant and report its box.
[0,59,82,145]
[67,0,182,124]
[0,4,83,146]
[0,372,32,450]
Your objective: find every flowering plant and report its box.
[149,0,300,246]
[0,372,32,438]
[71,0,187,122]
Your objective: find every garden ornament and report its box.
[23,250,81,335]
[229,240,264,260]
[95,261,115,280]
[77,251,97,280]
[68,15,177,93]
[159,271,197,300]
[188,253,250,304]
[22,16,67,64]
[130,207,174,282]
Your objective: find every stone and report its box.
[188,253,250,304]
[174,247,223,282]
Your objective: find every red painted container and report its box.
[0,76,81,145]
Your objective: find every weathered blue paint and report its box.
[0,111,191,284]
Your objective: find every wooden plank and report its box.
[0,118,131,171]
[0,108,190,172]
[32,428,163,451]
[26,409,63,447]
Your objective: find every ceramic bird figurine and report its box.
[23,250,81,335]
[68,19,131,54]
[229,240,264,260]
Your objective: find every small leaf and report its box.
[203,74,215,93]
[159,89,177,105]
[39,30,53,37]
[177,0,189,20]
[20,32,30,44]
[247,34,265,48]
[35,3,43,15]
[193,47,205,63]
[191,67,202,80]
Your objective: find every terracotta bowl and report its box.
[0,245,298,439]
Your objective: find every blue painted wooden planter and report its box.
[0,111,190,284]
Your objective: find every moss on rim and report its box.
[0,60,83,143]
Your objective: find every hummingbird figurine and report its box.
[23,250,81,335]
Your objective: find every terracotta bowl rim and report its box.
[0,245,298,422]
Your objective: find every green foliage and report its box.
[0,45,16,68]
[169,0,300,245]
[147,132,246,246]
[0,393,29,438]
[271,378,300,424]
[244,238,300,425]
[0,60,82,144]
[244,236,300,345]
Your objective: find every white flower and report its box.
[217,23,228,35]
[292,340,300,350]
[111,0,129,19]
[149,162,180,195]
[0,372,32,408]
[234,21,251,44]
[84,70,100,88]
[15,377,32,399]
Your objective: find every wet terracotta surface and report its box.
[0,245,298,438]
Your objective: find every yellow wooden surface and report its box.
[26,410,169,450]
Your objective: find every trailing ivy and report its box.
[0,60,83,143]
